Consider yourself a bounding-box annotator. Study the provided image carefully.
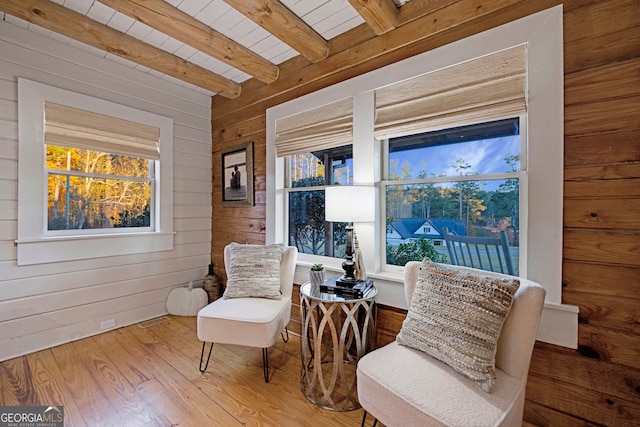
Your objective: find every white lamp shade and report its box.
[325,185,375,223]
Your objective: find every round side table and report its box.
[299,281,377,411]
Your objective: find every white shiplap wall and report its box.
[0,21,212,361]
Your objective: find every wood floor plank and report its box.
[141,316,365,426]
[119,324,242,427]
[154,317,365,426]
[50,341,133,426]
[136,378,224,427]
[71,337,155,426]
[128,319,210,382]
[125,323,243,426]
[0,355,35,406]
[1,315,374,426]
[26,350,86,427]
[92,329,156,387]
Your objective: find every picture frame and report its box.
[221,141,254,206]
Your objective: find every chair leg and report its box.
[262,348,270,383]
[361,410,378,427]
[199,342,213,373]
[281,327,289,343]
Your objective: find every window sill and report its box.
[294,261,578,349]
[15,232,174,266]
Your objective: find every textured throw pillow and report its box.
[396,259,520,393]
[223,243,284,300]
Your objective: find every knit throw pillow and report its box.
[396,259,520,393]
[223,243,284,300]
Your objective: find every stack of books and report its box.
[320,277,374,298]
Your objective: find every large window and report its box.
[384,118,523,274]
[17,79,174,265]
[268,6,577,349]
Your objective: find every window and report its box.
[17,79,174,265]
[268,6,577,348]
[46,146,153,232]
[384,118,523,275]
[44,102,159,234]
[287,146,353,257]
[274,96,355,259]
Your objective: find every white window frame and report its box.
[17,78,174,265]
[267,6,578,348]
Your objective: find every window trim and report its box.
[267,6,577,348]
[17,78,174,265]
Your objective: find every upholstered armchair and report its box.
[197,243,298,382]
[357,261,546,426]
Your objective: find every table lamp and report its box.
[325,185,375,287]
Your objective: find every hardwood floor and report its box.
[0,315,378,427]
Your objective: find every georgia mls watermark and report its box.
[0,406,64,427]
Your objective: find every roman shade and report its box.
[275,97,353,157]
[374,45,527,140]
[44,102,161,160]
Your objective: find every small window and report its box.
[287,145,353,257]
[46,146,154,232]
[17,78,173,265]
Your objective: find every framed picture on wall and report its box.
[221,141,254,206]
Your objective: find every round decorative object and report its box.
[167,281,208,316]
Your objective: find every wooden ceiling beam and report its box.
[100,0,279,84]
[224,0,329,63]
[348,0,399,35]
[0,0,241,98]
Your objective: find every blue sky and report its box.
[389,135,520,178]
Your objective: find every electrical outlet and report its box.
[100,319,116,330]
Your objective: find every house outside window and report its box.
[384,118,522,274]
[268,7,577,350]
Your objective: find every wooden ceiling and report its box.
[0,0,410,99]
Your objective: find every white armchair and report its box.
[357,261,546,426]
[197,243,298,382]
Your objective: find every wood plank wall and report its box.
[210,1,640,425]
[0,22,213,361]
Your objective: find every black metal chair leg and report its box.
[361,411,378,427]
[281,327,289,343]
[262,348,270,383]
[199,342,213,373]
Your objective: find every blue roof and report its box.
[389,218,467,239]
[427,218,467,236]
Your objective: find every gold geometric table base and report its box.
[299,282,377,411]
